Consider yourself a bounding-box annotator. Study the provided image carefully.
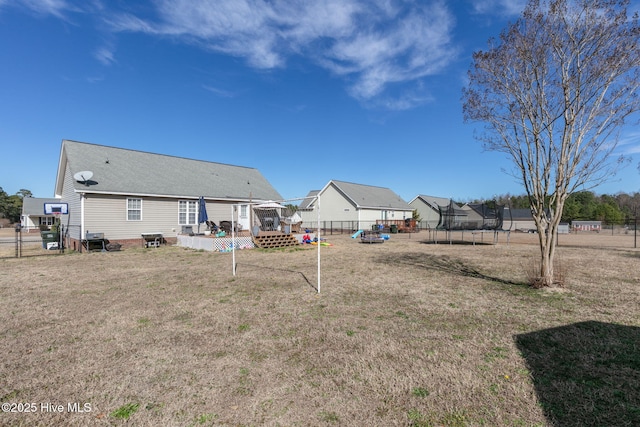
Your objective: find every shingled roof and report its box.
[327,180,412,210]
[298,190,320,210]
[55,140,282,201]
[21,197,62,215]
[411,194,457,211]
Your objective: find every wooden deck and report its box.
[375,219,417,233]
[252,232,299,249]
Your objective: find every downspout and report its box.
[80,193,86,238]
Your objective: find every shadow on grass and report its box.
[0,251,66,260]
[418,239,494,246]
[375,252,524,286]
[622,250,640,260]
[515,321,640,427]
[234,263,317,292]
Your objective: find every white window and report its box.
[40,217,55,226]
[127,198,142,221]
[240,205,248,218]
[179,200,197,225]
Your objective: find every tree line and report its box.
[492,191,640,225]
[0,187,32,224]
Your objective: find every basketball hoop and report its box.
[43,202,68,215]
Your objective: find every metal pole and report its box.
[232,204,236,276]
[316,196,321,294]
[15,225,21,258]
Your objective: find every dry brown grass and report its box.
[0,231,639,426]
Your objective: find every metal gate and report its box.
[0,226,65,259]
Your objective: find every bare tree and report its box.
[463,0,640,287]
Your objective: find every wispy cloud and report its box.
[11,0,522,110]
[617,130,640,154]
[469,0,527,17]
[94,44,116,66]
[107,0,459,109]
[202,85,237,98]
[10,0,77,19]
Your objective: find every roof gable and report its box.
[412,194,455,212]
[299,190,319,210]
[56,140,282,201]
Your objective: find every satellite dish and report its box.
[73,170,94,185]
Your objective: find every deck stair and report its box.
[252,232,299,249]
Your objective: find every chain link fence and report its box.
[0,225,81,259]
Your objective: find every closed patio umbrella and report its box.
[198,196,208,234]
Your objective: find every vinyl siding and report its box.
[82,195,240,240]
[507,220,537,231]
[62,164,82,229]
[203,201,235,225]
[298,184,412,225]
[357,208,409,222]
[409,199,440,228]
[319,185,358,221]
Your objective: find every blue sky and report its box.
[1,0,639,203]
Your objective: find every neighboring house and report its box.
[502,208,536,232]
[502,207,557,232]
[298,190,319,212]
[55,140,282,248]
[409,195,460,229]
[298,180,413,230]
[460,202,504,230]
[21,197,63,232]
[572,220,602,232]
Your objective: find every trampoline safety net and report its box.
[437,201,506,231]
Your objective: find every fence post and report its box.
[15,224,21,258]
[60,224,64,254]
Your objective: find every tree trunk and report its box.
[539,228,555,287]
[534,200,564,288]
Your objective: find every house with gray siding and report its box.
[408,195,456,229]
[502,208,536,232]
[21,197,64,231]
[298,180,413,231]
[54,140,282,248]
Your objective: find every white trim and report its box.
[178,200,197,225]
[73,188,268,203]
[126,198,143,221]
[80,193,85,237]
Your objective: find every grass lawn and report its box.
[0,232,639,426]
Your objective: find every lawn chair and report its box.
[220,221,232,233]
